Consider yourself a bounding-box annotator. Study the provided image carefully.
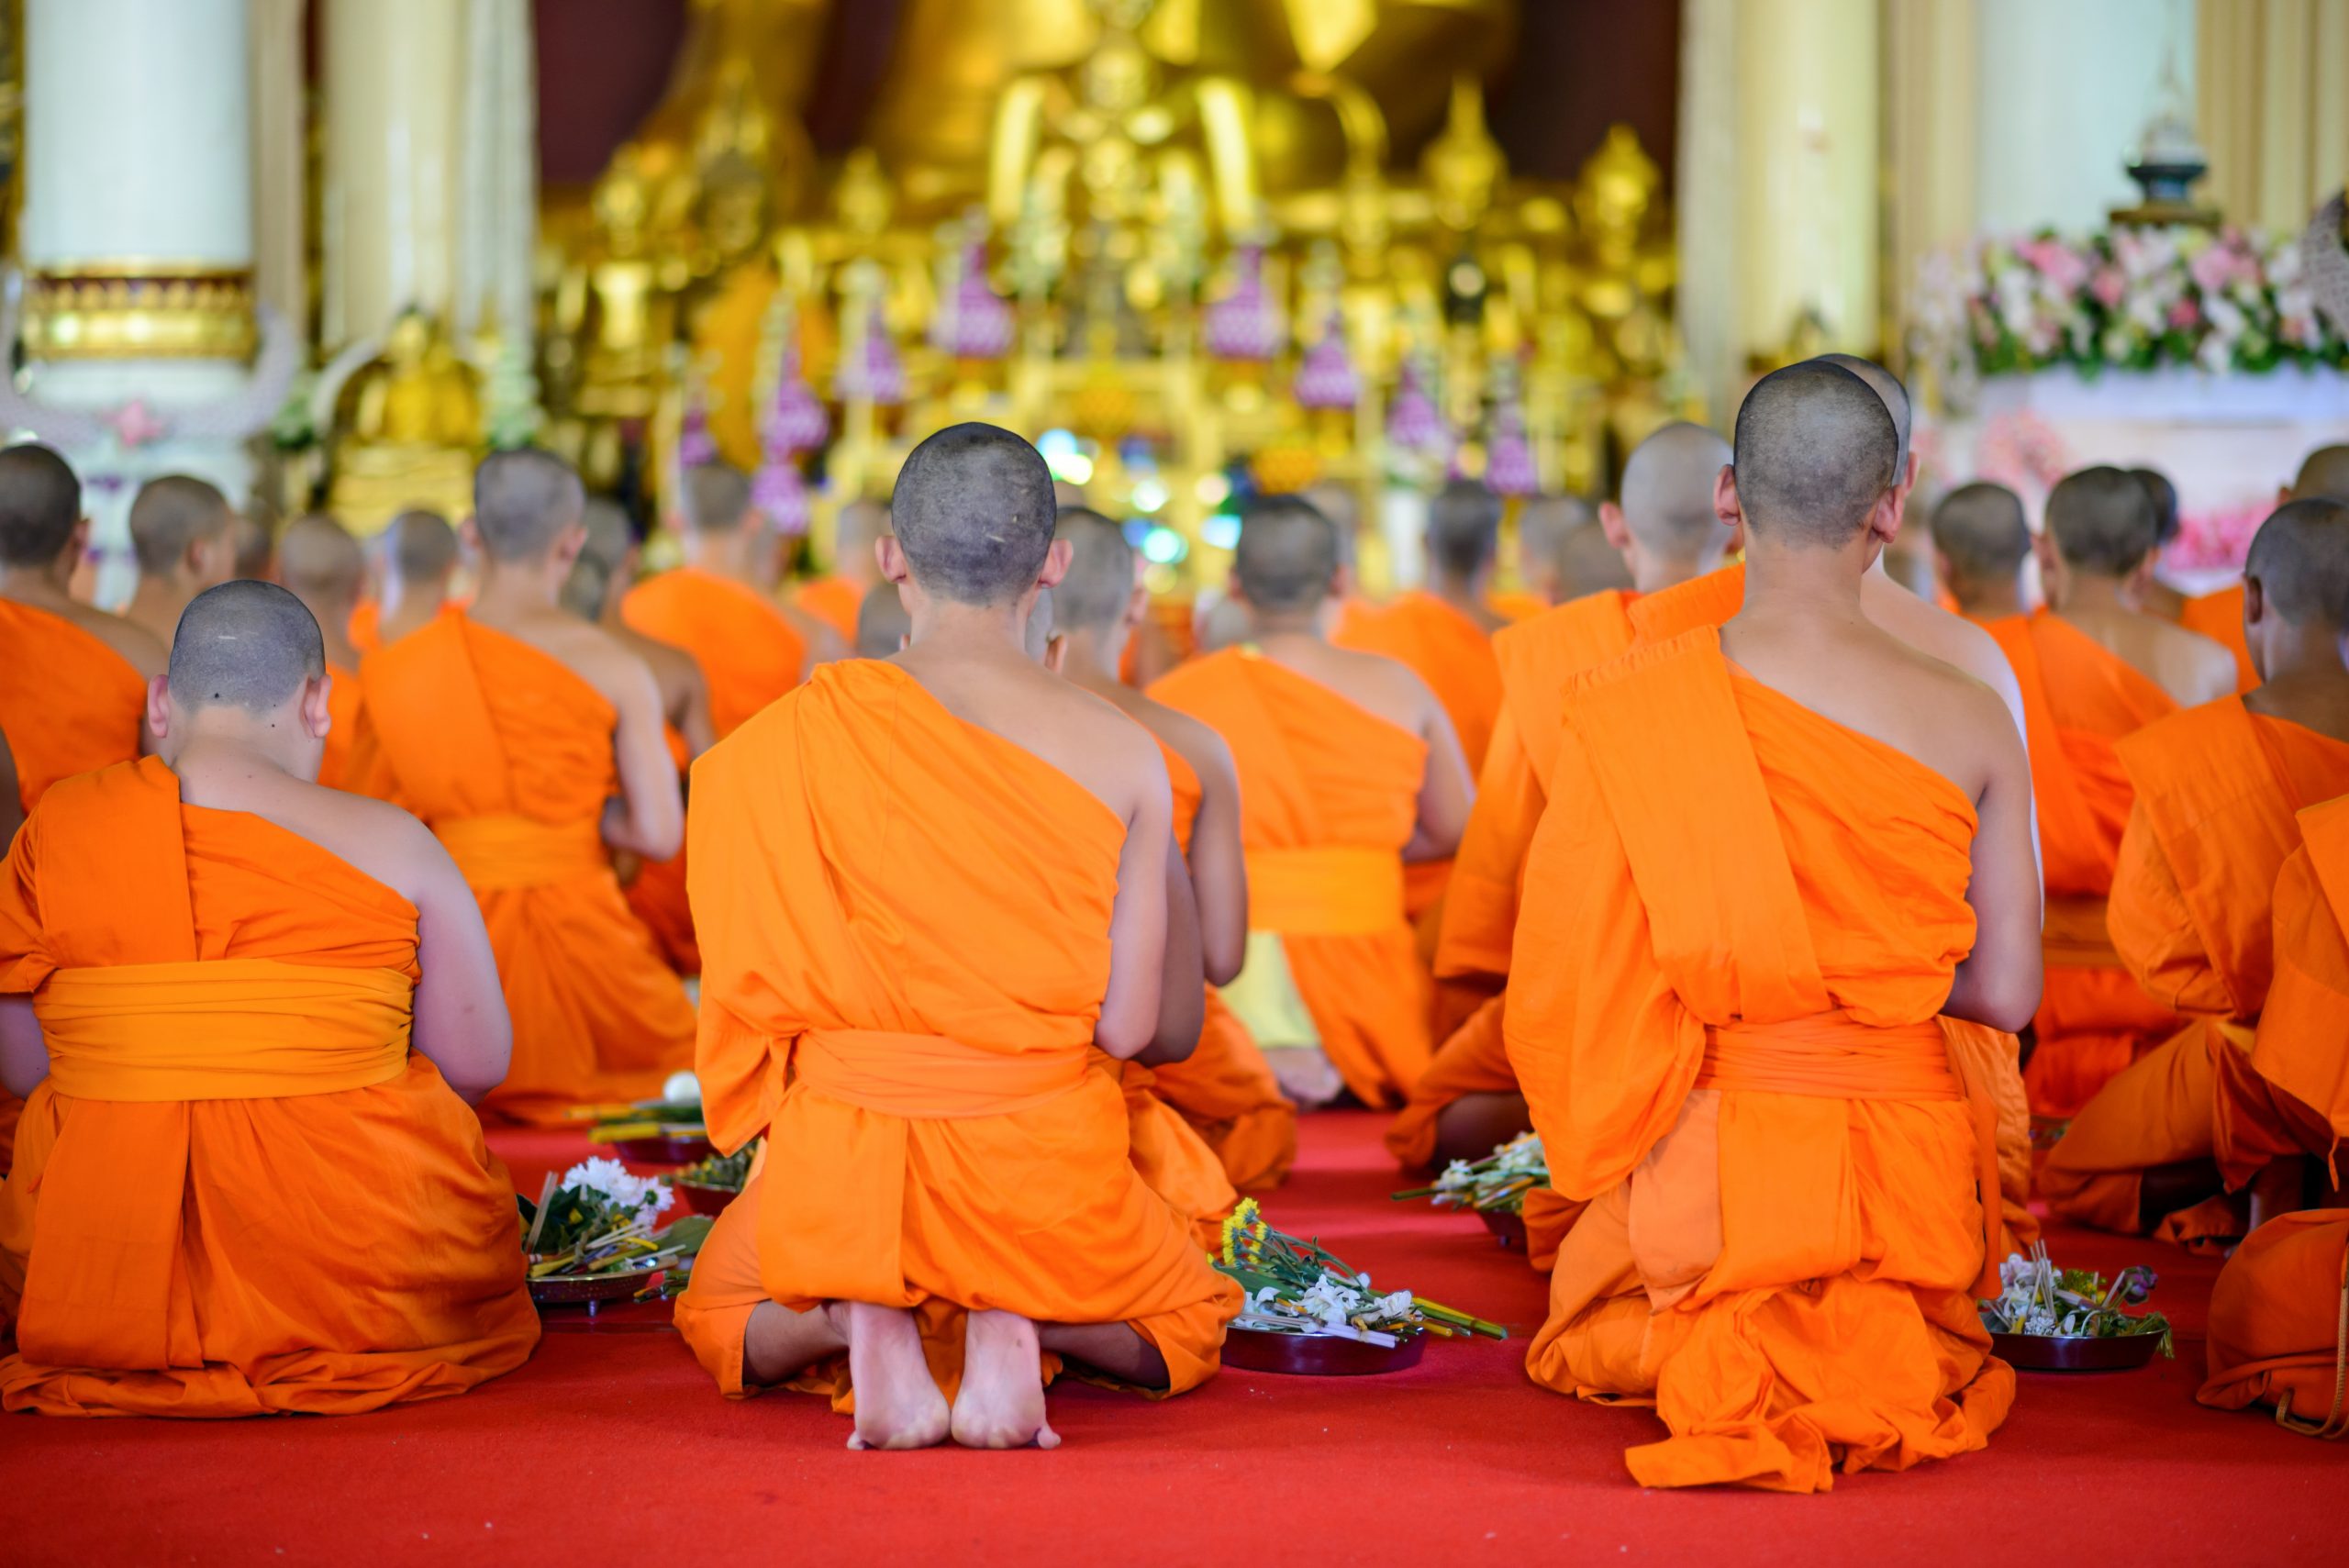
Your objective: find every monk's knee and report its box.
[2138,1159,2223,1233]
[1431,1093,1532,1168]
[740,1299,849,1390]
[1040,1321,1168,1390]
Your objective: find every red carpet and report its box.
[6,1111,2338,1565]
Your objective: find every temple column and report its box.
[320,0,465,350]
[1677,0,1879,420]
[17,0,265,605]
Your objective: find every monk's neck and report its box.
[906,598,1035,657]
[130,577,196,621]
[2054,575,2140,619]
[306,603,362,671]
[0,559,78,611]
[1952,578,2026,621]
[470,562,568,618]
[1251,608,1326,648]
[1633,552,1717,596]
[1737,550,1870,627]
[165,726,319,790]
[688,535,769,592]
[2134,578,2188,619]
[1063,628,1132,688]
[2249,623,2348,693]
[2243,661,2349,740]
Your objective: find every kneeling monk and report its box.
[0,582,537,1416]
[1508,361,2040,1490]
[675,424,1239,1451]
[357,450,694,1123]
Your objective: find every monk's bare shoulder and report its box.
[271,783,460,909]
[1310,642,1443,737]
[1869,638,2017,803]
[63,603,167,680]
[529,617,662,712]
[1135,699,1231,782]
[2154,618,2242,706]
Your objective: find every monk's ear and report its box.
[143,674,173,744]
[459,515,484,557]
[1871,487,1904,548]
[1712,465,1742,528]
[1597,500,1632,552]
[304,672,336,740]
[1122,580,1148,629]
[1036,538,1074,589]
[875,535,908,585]
[2243,575,2266,628]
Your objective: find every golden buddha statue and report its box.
[327,309,482,536]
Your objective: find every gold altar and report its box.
[533,0,1688,590]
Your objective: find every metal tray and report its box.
[1222,1326,1429,1376]
[1990,1330,2164,1371]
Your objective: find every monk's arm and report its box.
[1975,649,2043,894]
[1134,830,1206,1066]
[0,995,44,1097]
[406,827,514,1103]
[1185,729,1248,984]
[1405,687,1474,863]
[781,603,848,669]
[0,727,20,845]
[1943,701,2043,1033]
[1095,744,1173,1061]
[602,653,685,861]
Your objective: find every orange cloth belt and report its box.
[36,958,412,1101]
[1244,847,1405,937]
[437,814,607,890]
[1699,1011,2004,1296]
[791,1028,1090,1119]
[2042,895,2120,969]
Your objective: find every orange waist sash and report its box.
[1698,1010,2002,1296]
[790,1028,1090,1119]
[1246,847,1406,937]
[36,959,413,1102]
[438,814,607,890]
[2043,895,2120,969]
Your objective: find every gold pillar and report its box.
[2199,0,2349,232]
[249,0,306,327]
[1882,0,1978,353]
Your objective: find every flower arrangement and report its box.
[1393,1132,1549,1217]
[1913,225,2349,388]
[1976,1243,2174,1357]
[519,1160,708,1292]
[1216,1198,1505,1347]
[675,1144,755,1195]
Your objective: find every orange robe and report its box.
[0,601,147,817]
[790,575,863,644]
[356,616,695,1123]
[317,659,367,793]
[1138,737,1297,1195]
[1981,609,2183,1118]
[1386,589,1639,1167]
[622,724,700,975]
[1152,650,1432,1107]
[2199,1208,2349,1432]
[673,662,1239,1407]
[623,567,807,738]
[0,759,537,1415]
[1507,628,2011,1492]
[0,600,149,1172]
[1336,592,1504,925]
[2045,702,2349,1239]
[2179,583,2257,694]
[2240,794,2349,1179]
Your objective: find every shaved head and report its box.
[1620,421,1733,559]
[1731,362,1898,547]
[1232,494,1340,612]
[277,513,366,606]
[1932,482,2032,582]
[854,582,911,658]
[473,448,585,562]
[562,497,637,620]
[233,496,279,581]
[0,443,82,568]
[2046,466,2158,577]
[128,474,233,576]
[680,462,751,533]
[2244,497,2349,625]
[1427,480,1502,581]
[389,509,458,583]
[168,579,325,714]
[891,422,1057,606]
[2293,444,2349,501]
[1053,507,1138,633]
[1814,353,1911,473]
[1556,521,1634,597]
[1300,481,1359,567]
[2129,466,2180,548]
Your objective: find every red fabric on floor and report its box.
[2,1112,2339,1565]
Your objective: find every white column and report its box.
[322,0,466,349]
[1973,0,2198,233]
[17,0,262,606]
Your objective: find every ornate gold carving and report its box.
[21,265,258,361]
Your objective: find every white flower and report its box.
[562,1156,673,1219]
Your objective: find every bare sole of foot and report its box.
[951,1308,1060,1450]
[841,1300,951,1451]
[1263,1046,1344,1111]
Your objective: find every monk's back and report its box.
[894,645,1154,824]
[1252,638,1428,739]
[2059,604,2235,708]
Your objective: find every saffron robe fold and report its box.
[1506,629,2011,1493]
[2244,794,2349,1175]
[1136,737,1297,1194]
[1151,650,1432,1107]
[622,567,807,738]
[2046,703,2349,1238]
[1387,589,1639,1166]
[621,724,700,975]
[0,759,537,1416]
[317,661,367,793]
[356,616,694,1123]
[2199,1208,2349,1432]
[0,600,150,1172]
[1982,609,2182,1118]
[2179,584,2257,694]
[674,662,1238,1407]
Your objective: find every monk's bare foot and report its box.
[841,1300,949,1451]
[1263,1046,1344,1110]
[951,1309,1059,1450]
